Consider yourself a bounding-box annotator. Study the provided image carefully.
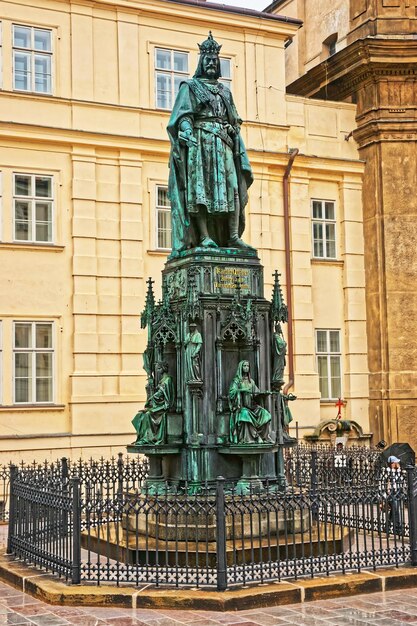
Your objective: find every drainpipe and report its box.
[282,148,299,395]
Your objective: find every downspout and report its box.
[282,148,299,395]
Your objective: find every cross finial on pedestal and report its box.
[141,277,156,329]
[271,270,288,324]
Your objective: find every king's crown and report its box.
[198,31,222,55]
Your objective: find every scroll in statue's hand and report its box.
[178,129,197,147]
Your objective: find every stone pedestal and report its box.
[130,247,288,492]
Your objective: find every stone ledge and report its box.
[1,553,417,611]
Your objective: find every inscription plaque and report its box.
[214,267,250,293]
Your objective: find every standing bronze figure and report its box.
[184,322,203,382]
[167,32,254,256]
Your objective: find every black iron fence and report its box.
[6,448,417,590]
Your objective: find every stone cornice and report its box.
[287,38,417,101]
[353,119,417,148]
[42,0,301,39]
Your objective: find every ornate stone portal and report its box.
[128,33,296,494]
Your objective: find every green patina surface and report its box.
[130,33,298,492]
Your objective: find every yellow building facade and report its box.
[0,0,368,462]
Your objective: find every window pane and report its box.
[36,352,52,376]
[34,54,51,93]
[13,26,31,48]
[325,201,335,220]
[15,200,30,221]
[15,201,31,240]
[35,200,53,241]
[156,73,171,109]
[313,222,322,240]
[15,352,30,376]
[316,330,327,353]
[15,174,31,196]
[329,331,340,353]
[156,49,171,70]
[34,29,51,52]
[312,200,322,219]
[318,356,329,399]
[157,210,172,249]
[15,222,30,241]
[173,51,188,73]
[220,58,231,78]
[326,240,336,258]
[35,223,51,241]
[36,324,52,349]
[15,324,32,348]
[326,223,336,258]
[36,202,52,222]
[157,188,169,207]
[35,177,52,198]
[14,52,31,90]
[36,377,52,403]
[313,240,323,257]
[330,356,341,398]
[15,378,31,403]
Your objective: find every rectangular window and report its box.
[156,186,172,250]
[13,25,52,94]
[14,173,53,243]
[312,199,336,259]
[155,48,189,110]
[316,329,342,400]
[13,321,54,404]
[219,58,232,90]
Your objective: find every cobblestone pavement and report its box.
[2,582,417,626]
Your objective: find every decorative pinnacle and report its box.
[140,277,155,329]
[271,270,288,324]
[198,31,222,55]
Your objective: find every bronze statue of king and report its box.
[167,32,254,257]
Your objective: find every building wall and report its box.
[0,0,367,462]
[270,0,350,84]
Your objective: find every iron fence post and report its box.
[62,457,69,537]
[71,476,81,584]
[311,449,319,519]
[6,465,18,555]
[117,452,124,500]
[216,476,227,591]
[407,465,417,566]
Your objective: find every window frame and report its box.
[316,329,342,401]
[13,321,55,405]
[311,198,337,260]
[13,172,54,244]
[154,47,189,111]
[219,57,232,90]
[12,24,53,95]
[155,185,172,251]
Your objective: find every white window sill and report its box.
[0,242,64,252]
[0,404,65,411]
